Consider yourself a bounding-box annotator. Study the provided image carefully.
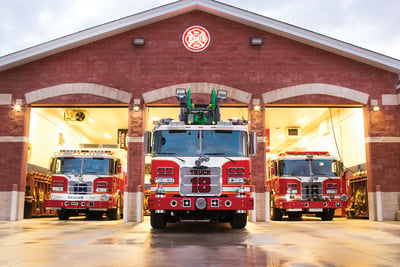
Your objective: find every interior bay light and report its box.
[296,116,306,124]
[104,133,112,139]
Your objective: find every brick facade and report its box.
[0,9,399,221]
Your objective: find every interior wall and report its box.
[266,107,366,170]
[28,108,91,169]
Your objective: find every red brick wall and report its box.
[0,11,399,194]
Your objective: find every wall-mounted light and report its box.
[252,98,261,111]
[371,99,380,112]
[250,37,263,46]
[133,98,141,112]
[132,37,145,46]
[13,99,23,112]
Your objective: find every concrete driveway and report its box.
[0,216,399,266]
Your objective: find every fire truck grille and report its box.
[180,167,221,196]
[301,182,323,200]
[68,181,93,194]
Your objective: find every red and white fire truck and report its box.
[44,144,126,220]
[267,151,348,221]
[145,88,256,229]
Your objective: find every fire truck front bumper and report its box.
[44,197,114,211]
[148,196,254,211]
[279,199,346,211]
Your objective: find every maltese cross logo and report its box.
[182,26,210,52]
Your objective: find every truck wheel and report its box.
[270,196,282,221]
[150,211,166,229]
[321,209,335,221]
[107,198,121,220]
[57,209,70,220]
[230,212,247,229]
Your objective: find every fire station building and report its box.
[0,0,399,222]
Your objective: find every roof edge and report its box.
[1,0,399,73]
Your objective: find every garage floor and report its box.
[1,216,399,266]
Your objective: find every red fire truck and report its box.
[44,145,126,220]
[267,151,348,221]
[145,88,256,229]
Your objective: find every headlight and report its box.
[156,177,174,184]
[228,177,246,184]
[96,188,108,192]
[102,194,110,201]
[52,186,64,192]
[287,188,298,194]
[327,189,337,194]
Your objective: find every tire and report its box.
[107,198,121,220]
[321,209,335,221]
[150,211,166,229]
[230,212,247,229]
[57,209,70,220]
[270,195,282,221]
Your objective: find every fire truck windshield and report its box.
[152,129,248,157]
[280,159,338,177]
[54,157,111,175]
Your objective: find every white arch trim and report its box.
[142,82,252,104]
[25,83,133,104]
[262,83,369,104]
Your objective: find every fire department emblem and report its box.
[182,26,210,52]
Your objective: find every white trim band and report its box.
[0,136,28,142]
[25,83,133,104]
[143,82,252,104]
[382,94,400,106]
[366,137,400,143]
[257,136,266,143]
[0,94,12,105]
[127,136,143,143]
[262,83,369,104]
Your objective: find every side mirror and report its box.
[270,166,275,176]
[249,130,257,156]
[144,131,152,154]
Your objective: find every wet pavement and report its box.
[0,216,399,267]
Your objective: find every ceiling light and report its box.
[296,116,306,124]
[104,133,112,139]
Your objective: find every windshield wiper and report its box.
[156,152,185,162]
[204,152,235,162]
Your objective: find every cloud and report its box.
[0,0,399,60]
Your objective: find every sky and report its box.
[0,0,399,60]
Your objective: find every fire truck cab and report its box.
[267,151,348,221]
[44,144,127,220]
[145,88,256,229]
